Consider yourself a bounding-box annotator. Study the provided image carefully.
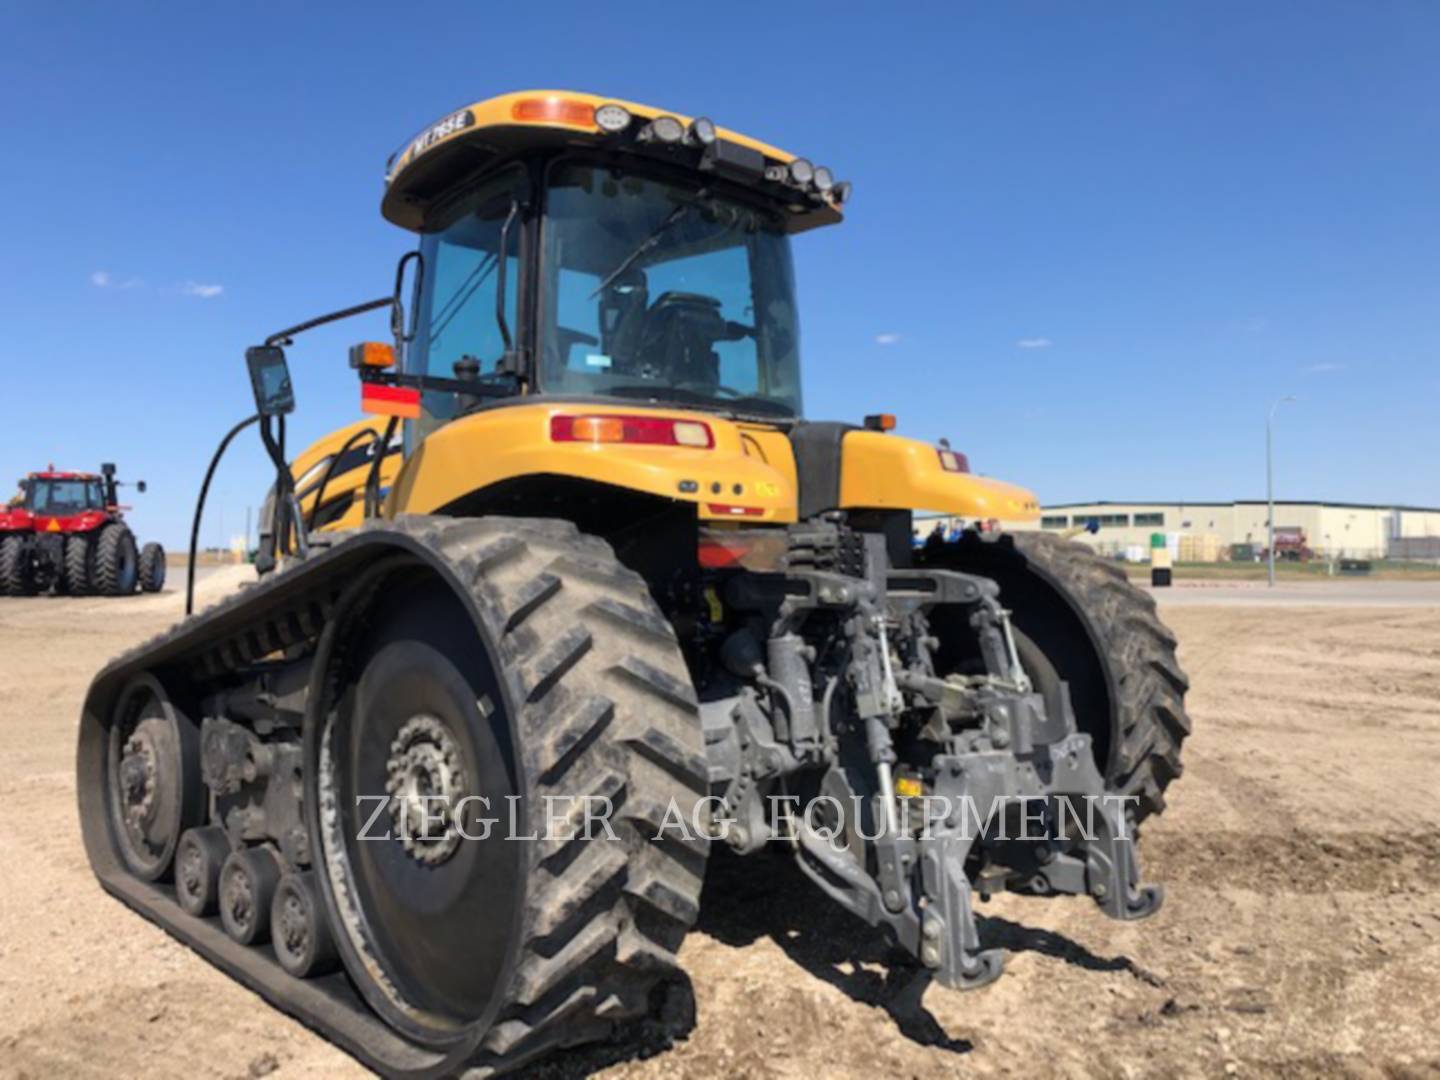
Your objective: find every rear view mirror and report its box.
[246,346,296,416]
[136,481,147,494]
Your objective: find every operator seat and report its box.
[636,291,727,388]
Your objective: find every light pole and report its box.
[1266,395,1296,587]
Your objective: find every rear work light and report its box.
[938,448,970,473]
[550,414,715,448]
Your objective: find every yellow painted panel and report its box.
[838,431,1041,522]
[389,403,799,524]
[290,417,399,532]
[388,89,799,191]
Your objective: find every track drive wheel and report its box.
[0,534,32,596]
[95,523,139,596]
[919,528,1190,825]
[138,541,166,593]
[65,534,93,595]
[312,517,709,1070]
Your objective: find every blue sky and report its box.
[1,2,1436,547]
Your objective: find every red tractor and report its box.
[0,464,166,596]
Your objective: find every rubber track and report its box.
[925,530,1190,823]
[77,515,708,1078]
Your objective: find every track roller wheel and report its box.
[271,871,339,978]
[175,825,231,917]
[220,846,282,945]
[105,674,204,880]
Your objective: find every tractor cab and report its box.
[379,91,847,440]
[24,473,107,517]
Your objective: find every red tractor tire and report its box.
[94,524,139,596]
[138,542,166,593]
[0,535,32,596]
[65,534,93,595]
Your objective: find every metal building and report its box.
[917,500,1440,560]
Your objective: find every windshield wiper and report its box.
[589,202,691,299]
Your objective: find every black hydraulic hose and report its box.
[308,426,383,531]
[261,416,308,561]
[187,413,260,616]
[364,416,399,519]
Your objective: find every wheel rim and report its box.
[223,862,260,935]
[275,880,312,959]
[106,679,193,880]
[176,833,210,911]
[313,578,522,1046]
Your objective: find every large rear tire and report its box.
[919,529,1189,825]
[313,517,708,1070]
[65,534,93,595]
[94,523,139,596]
[0,534,31,596]
[138,542,166,593]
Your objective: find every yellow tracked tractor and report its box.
[79,91,1189,1077]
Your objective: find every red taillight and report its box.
[362,382,422,420]
[937,448,970,473]
[706,503,764,517]
[550,414,715,448]
[698,540,746,568]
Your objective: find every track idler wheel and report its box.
[105,675,204,881]
[220,847,282,945]
[270,871,339,978]
[175,825,231,917]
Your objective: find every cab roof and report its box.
[381,90,849,234]
[30,470,97,481]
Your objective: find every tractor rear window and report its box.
[540,162,802,418]
[30,480,99,514]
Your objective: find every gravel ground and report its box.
[1,571,1437,1079]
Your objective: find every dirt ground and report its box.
[1,574,1438,1079]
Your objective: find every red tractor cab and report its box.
[0,464,166,596]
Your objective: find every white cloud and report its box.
[91,270,142,289]
[1304,361,1344,374]
[181,281,224,299]
[1017,337,1053,349]
[874,332,902,346]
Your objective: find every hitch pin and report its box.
[998,609,1033,694]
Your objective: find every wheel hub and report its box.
[224,868,256,927]
[178,842,204,897]
[120,729,159,829]
[385,714,467,866]
[278,890,309,953]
